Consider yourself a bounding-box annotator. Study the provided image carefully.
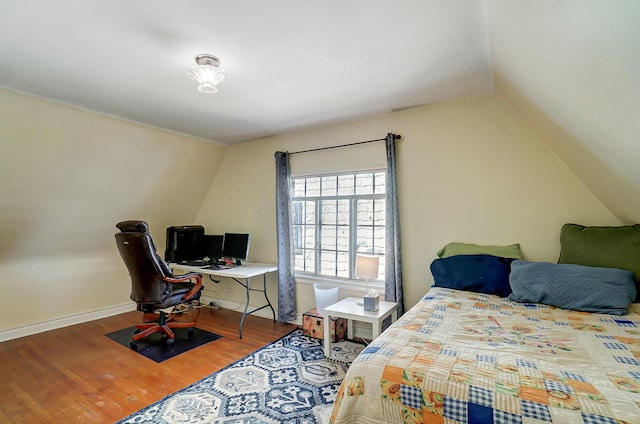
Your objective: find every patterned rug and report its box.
[117,328,364,423]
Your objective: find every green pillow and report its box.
[558,224,640,284]
[437,242,523,259]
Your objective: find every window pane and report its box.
[337,174,354,195]
[305,249,315,273]
[337,226,349,250]
[357,226,374,253]
[374,172,386,194]
[337,199,349,225]
[292,200,303,224]
[305,225,316,248]
[292,178,306,197]
[321,175,337,197]
[357,199,373,225]
[355,173,374,195]
[306,177,321,197]
[293,224,303,249]
[374,199,385,225]
[304,201,315,224]
[321,225,337,250]
[377,255,385,280]
[336,251,349,278]
[373,227,385,254]
[294,250,304,270]
[321,200,337,225]
[320,251,336,276]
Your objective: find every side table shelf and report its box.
[322,297,398,359]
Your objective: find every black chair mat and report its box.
[106,326,222,363]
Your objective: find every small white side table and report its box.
[322,297,398,359]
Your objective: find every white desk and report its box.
[170,262,277,339]
[322,297,398,358]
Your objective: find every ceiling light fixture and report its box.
[186,54,227,94]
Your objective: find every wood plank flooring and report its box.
[0,307,297,423]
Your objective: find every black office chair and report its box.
[115,220,203,349]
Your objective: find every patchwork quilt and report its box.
[330,287,640,423]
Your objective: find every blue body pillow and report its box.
[430,254,515,297]
[508,260,636,315]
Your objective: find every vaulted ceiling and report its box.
[1,1,638,222]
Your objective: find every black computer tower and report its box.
[164,225,205,262]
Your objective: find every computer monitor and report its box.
[200,234,224,261]
[165,225,204,262]
[173,231,204,263]
[222,233,251,265]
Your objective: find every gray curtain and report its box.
[274,151,296,322]
[384,133,404,315]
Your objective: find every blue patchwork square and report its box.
[561,371,586,382]
[516,359,537,369]
[469,386,493,407]
[477,355,496,364]
[595,335,615,339]
[443,396,467,422]
[613,319,636,327]
[614,356,640,366]
[520,400,551,421]
[544,380,574,394]
[400,385,422,409]
[581,412,618,424]
[468,403,494,424]
[494,409,522,424]
[604,342,628,350]
[362,346,380,355]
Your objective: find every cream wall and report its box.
[0,89,226,336]
[487,0,640,224]
[195,95,620,317]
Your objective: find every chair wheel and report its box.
[187,327,194,337]
[134,328,141,334]
[166,338,175,346]
[129,341,138,350]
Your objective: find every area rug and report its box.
[117,328,364,423]
[106,326,222,363]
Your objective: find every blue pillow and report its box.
[508,260,636,315]
[430,254,515,297]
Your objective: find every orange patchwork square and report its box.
[421,409,444,424]
[519,387,549,404]
[568,380,599,395]
[382,365,405,383]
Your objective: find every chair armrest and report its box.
[163,272,203,300]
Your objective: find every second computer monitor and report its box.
[222,233,251,265]
[200,234,224,261]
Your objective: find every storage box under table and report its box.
[302,308,347,342]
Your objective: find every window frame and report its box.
[290,169,386,287]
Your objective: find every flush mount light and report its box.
[186,54,227,94]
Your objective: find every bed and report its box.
[330,225,640,424]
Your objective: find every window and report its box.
[291,171,385,281]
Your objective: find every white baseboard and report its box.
[0,303,137,343]
[1,299,372,344]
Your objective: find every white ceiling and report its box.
[0,0,492,145]
[3,1,639,222]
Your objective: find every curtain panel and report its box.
[385,133,405,315]
[274,151,297,322]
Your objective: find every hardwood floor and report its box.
[0,307,297,423]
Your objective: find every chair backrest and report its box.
[115,222,171,304]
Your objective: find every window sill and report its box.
[294,273,384,293]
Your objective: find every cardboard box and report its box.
[302,308,347,342]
